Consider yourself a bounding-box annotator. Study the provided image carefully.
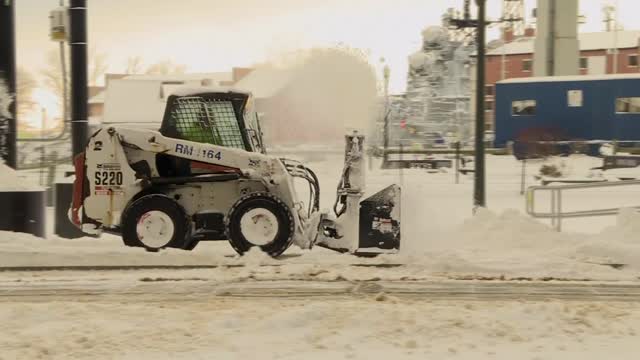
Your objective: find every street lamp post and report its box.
[474,0,487,209]
[0,0,17,169]
[69,0,89,157]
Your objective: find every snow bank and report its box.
[0,207,638,281]
[399,206,640,280]
[0,154,637,281]
[0,163,44,191]
[0,77,11,119]
[576,208,640,269]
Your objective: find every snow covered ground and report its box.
[2,153,640,359]
[1,294,639,360]
[0,162,43,191]
[1,154,639,281]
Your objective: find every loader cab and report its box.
[159,91,265,154]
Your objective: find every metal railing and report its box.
[526,180,640,231]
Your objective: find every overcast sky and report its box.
[14,0,640,92]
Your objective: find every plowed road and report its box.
[1,268,639,302]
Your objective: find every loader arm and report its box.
[117,127,273,176]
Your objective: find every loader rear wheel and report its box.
[121,194,191,252]
[225,192,294,257]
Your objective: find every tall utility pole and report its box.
[69,0,89,157]
[448,0,487,208]
[0,0,17,169]
[474,0,486,208]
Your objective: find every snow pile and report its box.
[1,207,638,281]
[576,208,640,269]
[602,166,640,180]
[0,163,43,191]
[0,77,11,119]
[400,207,640,280]
[0,155,638,281]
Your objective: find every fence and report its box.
[525,180,640,231]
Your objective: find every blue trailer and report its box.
[495,74,640,148]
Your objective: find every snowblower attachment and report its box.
[315,133,401,256]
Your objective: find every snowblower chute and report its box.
[70,89,400,257]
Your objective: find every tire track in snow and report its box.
[0,263,403,272]
[2,279,640,302]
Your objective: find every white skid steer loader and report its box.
[70,89,401,256]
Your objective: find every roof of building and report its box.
[90,72,235,106]
[487,30,640,56]
[88,89,106,104]
[233,67,294,99]
[169,86,252,97]
[123,72,233,83]
[498,73,640,84]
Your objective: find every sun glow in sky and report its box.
[21,88,61,129]
[14,0,640,97]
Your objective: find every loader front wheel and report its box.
[121,195,191,252]
[226,193,294,257]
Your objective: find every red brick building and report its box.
[484,29,640,130]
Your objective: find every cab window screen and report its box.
[169,97,245,149]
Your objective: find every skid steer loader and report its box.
[70,88,401,256]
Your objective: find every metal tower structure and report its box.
[444,3,478,44]
[602,1,618,32]
[533,0,580,77]
[501,0,526,36]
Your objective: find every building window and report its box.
[485,100,494,111]
[616,97,640,114]
[629,55,639,67]
[522,59,532,72]
[580,57,589,69]
[485,85,494,96]
[160,81,185,99]
[567,90,583,107]
[512,100,536,116]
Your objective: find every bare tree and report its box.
[41,48,110,114]
[145,60,188,75]
[16,68,37,117]
[41,50,65,107]
[124,57,188,76]
[89,50,109,86]
[125,56,144,74]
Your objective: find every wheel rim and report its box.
[239,208,280,246]
[136,210,175,248]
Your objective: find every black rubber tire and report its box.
[225,192,294,257]
[121,194,191,252]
